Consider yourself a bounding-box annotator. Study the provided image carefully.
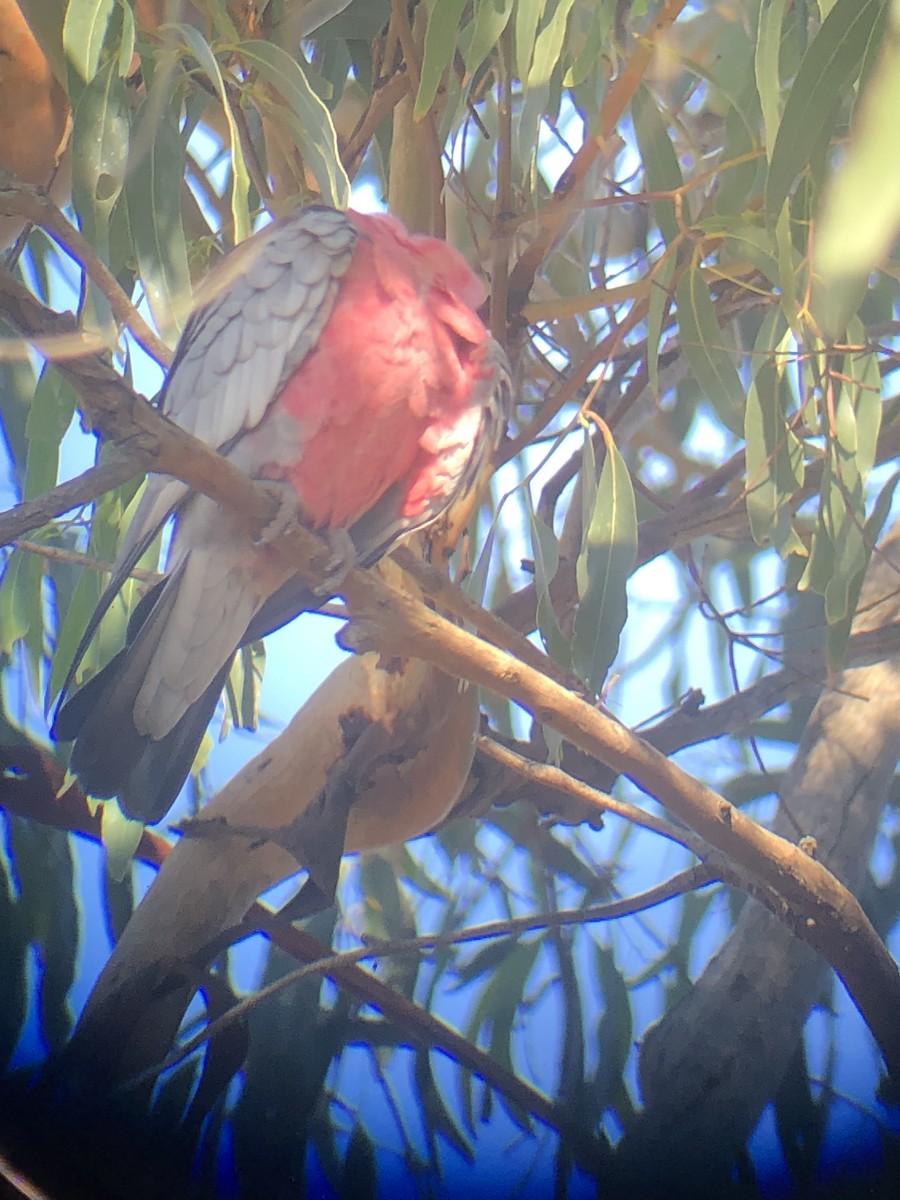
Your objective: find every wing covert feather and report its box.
[158,208,357,454]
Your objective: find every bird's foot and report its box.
[313,527,357,596]
[253,480,301,545]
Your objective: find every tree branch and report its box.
[0,171,173,368]
[0,455,145,546]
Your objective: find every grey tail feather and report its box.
[51,569,325,825]
[52,520,169,725]
[52,576,233,824]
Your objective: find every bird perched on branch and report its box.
[52,206,512,825]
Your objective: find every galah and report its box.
[52,206,512,825]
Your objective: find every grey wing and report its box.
[55,208,359,712]
[117,207,359,565]
[162,206,357,447]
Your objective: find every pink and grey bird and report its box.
[53,207,512,824]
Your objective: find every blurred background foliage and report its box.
[1,0,900,1196]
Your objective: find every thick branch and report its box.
[612,530,900,1194]
[335,574,900,1080]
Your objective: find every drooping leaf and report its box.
[766,0,887,219]
[341,1123,378,1200]
[675,263,746,434]
[815,0,900,282]
[0,864,27,1071]
[526,490,571,669]
[744,308,805,557]
[177,24,251,243]
[236,39,350,209]
[632,85,685,245]
[415,1050,475,1163]
[24,367,77,503]
[69,56,130,275]
[755,0,790,157]
[0,550,40,660]
[528,0,577,89]
[573,422,637,693]
[646,253,676,398]
[416,0,469,119]
[464,0,515,78]
[125,94,192,337]
[62,0,117,89]
[514,0,545,82]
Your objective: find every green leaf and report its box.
[646,253,676,397]
[528,0,577,88]
[714,95,763,218]
[514,0,545,81]
[236,39,350,209]
[0,548,44,681]
[824,469,900,663]
[24,368,77,503]
[587,944,632,1121]
[526,492,571,669]
[176,25,251,243]
[465,939,540,1076]
[341,1124,377,1200]
[563,2,614,90]
[126,98,192,337]
[453,938,516,986]
[744,309,805,556]
[49,564,104,703]
[755,0,790,158]
[815,0,900,280]
[117,0,135,78]
[101,801,144,880]
[572,423,638,693]
[70,56,130,277]
[312,0,390,40]
[719,220,780,287]
[465,0,515,78]
[36,833,78,1051]
[416,0,469,119]
[414,1051,474,1163]
[766,0,887,219]
[843,318,882,480]
[675,264,746,433]
[63,0,117,88]
[632,85,685,244]
[0,867,27,1072]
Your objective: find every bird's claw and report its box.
[253,480,301,545]
[313,527,357,595]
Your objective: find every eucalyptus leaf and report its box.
[766,0,887,219]
[675,265,746,434]
[573,423,637,693]
[236,39,350,208]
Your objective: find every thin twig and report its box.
[11,539,160,583]
[476,735,707,854]
[0,172,174,368]
[0,455,146,547]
